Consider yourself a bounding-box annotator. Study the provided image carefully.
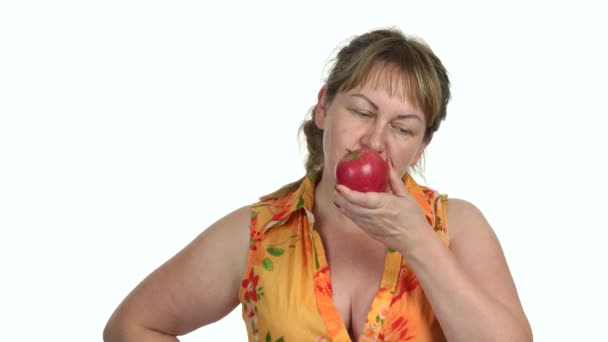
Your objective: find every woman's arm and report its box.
[332,164,531,340]
[401,198,532,342]
[103,205,251,341]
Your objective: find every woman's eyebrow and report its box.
[350,94,378,110]
[394,114,422,122]
[351,94,422,122]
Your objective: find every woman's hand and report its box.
[332,160,431,251]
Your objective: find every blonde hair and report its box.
[261,28,451,200]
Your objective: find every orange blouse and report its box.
[238,171,449,341]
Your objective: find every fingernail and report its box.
[336,186,343,194]
[333,201,341,208]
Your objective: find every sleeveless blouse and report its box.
[238,171,449,341]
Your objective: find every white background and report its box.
[1,1,607,341]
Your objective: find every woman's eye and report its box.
[393,126,411,135]
[354,110,372,117]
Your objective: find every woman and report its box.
[104,28,532,341]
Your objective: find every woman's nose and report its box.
[360,123,386,156]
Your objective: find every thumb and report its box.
[387,158,408,197]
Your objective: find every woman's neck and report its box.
[313,169,363,236]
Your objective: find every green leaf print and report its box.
[266,247,285,256]
[265,333,285,342]
[262,257,274,271]
[295,195,304,209]
[271,218,286,228]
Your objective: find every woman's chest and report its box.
[323,238,388,340]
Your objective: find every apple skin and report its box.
[334,148,389,193]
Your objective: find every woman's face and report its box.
[314,73,428,187]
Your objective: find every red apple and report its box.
[335,148,389,193]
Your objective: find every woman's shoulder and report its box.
[212,204,253,227]
[250,184,308,231]
[445,197,494,243]
[203,204,253,245]
[445,198,487,223]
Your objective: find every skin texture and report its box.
[314,71,532,341]
[104,67,532,341]
[103,205,251,341]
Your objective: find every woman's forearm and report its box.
[399,232,532,342]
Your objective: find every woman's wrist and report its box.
[396,222,443,262]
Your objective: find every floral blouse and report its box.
[238,171,449,341]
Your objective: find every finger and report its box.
[335,185,382,209]
[332,192,354,218]
[333,190,347,209]
[332,194,377,224]
[388,158,408,198]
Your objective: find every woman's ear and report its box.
[314,85,328,129]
